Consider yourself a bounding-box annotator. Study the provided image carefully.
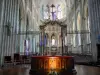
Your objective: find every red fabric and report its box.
[32,56,73,58]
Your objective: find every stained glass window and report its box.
[57,5,62,19]
[41,4,65,20]
[43,5,49,19]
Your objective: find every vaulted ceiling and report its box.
[21,0,75,31]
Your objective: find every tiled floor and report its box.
[0,65,100,75]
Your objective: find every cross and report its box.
[51,4,56,20]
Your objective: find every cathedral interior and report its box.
[0,0,100,75]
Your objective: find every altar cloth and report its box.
[30,56,76,75]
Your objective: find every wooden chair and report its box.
[22,55,30,64]
[4,56,13,67]
[14,53,21,65]
[20,55,27,64]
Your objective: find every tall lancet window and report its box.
[73,21,76,47]
[43,5,49,19]
[77,12,81,45]
[87,8,91,44]
[57,4,62,19]
[65,35,67,46]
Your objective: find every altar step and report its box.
[74,55,100,67]
[0,65,100,75]
[76,62,100,67]
[74,55,93,63]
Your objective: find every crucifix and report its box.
[50,4,56,20]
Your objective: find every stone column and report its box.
[0,0,5,66]
[40,26,45,55]
[88,0,100,61]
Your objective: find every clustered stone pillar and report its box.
[0,0,19,65]
[88,0,100,62]
[40,26,45,55]
[61,25,67,55]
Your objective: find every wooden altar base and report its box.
[29,56,76,75]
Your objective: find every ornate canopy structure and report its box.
[39,21,67,56]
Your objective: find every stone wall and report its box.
[66,0,91,54]
[0,0,19,65]
[88,0,100,61]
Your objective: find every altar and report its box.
[29,3,76,75]
[29,56,76,75]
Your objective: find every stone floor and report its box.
[75,65,100,75]
[0,65,100,75]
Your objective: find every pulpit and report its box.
[29,56,76,75]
